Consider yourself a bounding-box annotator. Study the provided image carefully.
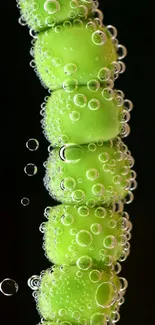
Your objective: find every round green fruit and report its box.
[34,18,118,90]
[36,265,126,324]
[18,0,97,31]
[41,204,131,267]
[44,139,134,206]
[42,86,124,146]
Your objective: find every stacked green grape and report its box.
[18,1,136,324]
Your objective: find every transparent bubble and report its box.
[44,0,60,14]
[63,79,78,92]
[71,190,85,202]
[24,163,38,176]
[90,312,106,325]
[117,44,127,60]
[92,30,107,45]
[87,79,100,92]
[90,223,102,235]
[92,183,105,196]
[88,98,100,110]
[0,279,19,296]
[74,93,87,107]
[103,236,116,249]
[61,213,74,226]
[69,110,81,121]
[98,67,111,82]
[102,88,114,100]
[27,275,40,290]
[76,255,93,270]
[21,197,30,206]
[64,63,77,75]
[76,230,93,247]
[26,138,39,151]
[86,168,99,181]
[86,198,95,208]
[106,25,117,39]
[61,177,76,191]
[78,206,89,216]
[95,282,117,308]
[98,152,109,163]
[89,270,102,283]
[95,207,107,218]
[88,143,97,151]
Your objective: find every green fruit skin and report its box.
[37,265,123,323]
[42,86,123,146]
[34,19,118,90]
[43,203,130,267]
[44,141,132,206]
[19,0,97,31]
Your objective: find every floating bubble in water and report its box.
[0,278,19,296]
[26,138,39,151]
[27,275,40,290]
[92,30,107,46]
[21,197,30,206]
[24,163,38,176]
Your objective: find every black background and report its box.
[0,0,155,324]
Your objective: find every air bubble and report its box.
[95,207,107,218]
[117,44,127,60]
[26,138,39,151]
[78,206,89,216]
[106,25,117,39]
[92,30,107,45]
[90,223,102,235]
[87,79,100,92]
[74,93,87,107]
[86,168,99,180]
[24,163,37,176]
[98,67,111,81]
[61,177,76,191]
[64,63,77,75]
[102,88,114,100]
[103,236,116,249]
[76,230,93,247]
[63,79,78,92]
[27,275,40,290]
[76,255,93,270]
[90,313,106,325]
[89,270,102,283]
[71,190,85,202]
[98,152,109,163]
[21,197,30,206]
[61,213,74,226]
[0,279,19,296]
[88,98,100,110]
[44,0,60,14]
[92,183,105,196]
[95,282,117,308]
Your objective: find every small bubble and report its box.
[87,79,100,92]
[98,67,111,82]
[63,79,78,92]
[69,110,81,121]
[92,183,105,196]
[27,275,40,290]
[78,206,89,216]
[92,30,107,46]
[21,197,30,206]
[102,88,114,100]
[24,163,38,176]
[76,255,92,270]
[90,223,102,235]
[64,63,77,75]
[86,168,99,181]
[95,282,117,308]
[26,138,39,151]
[89,270,102,283]
[103,235,116,249]
[88,143,97,151]
[71,190,85,202]
[98,152,109,163]
[44,0,60,14]
[61,213,74,226]
[95,207,107,218]
[0,279,19,296]
[74,93,87,107]
[76,230,93,247]
[88,99,100,110]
